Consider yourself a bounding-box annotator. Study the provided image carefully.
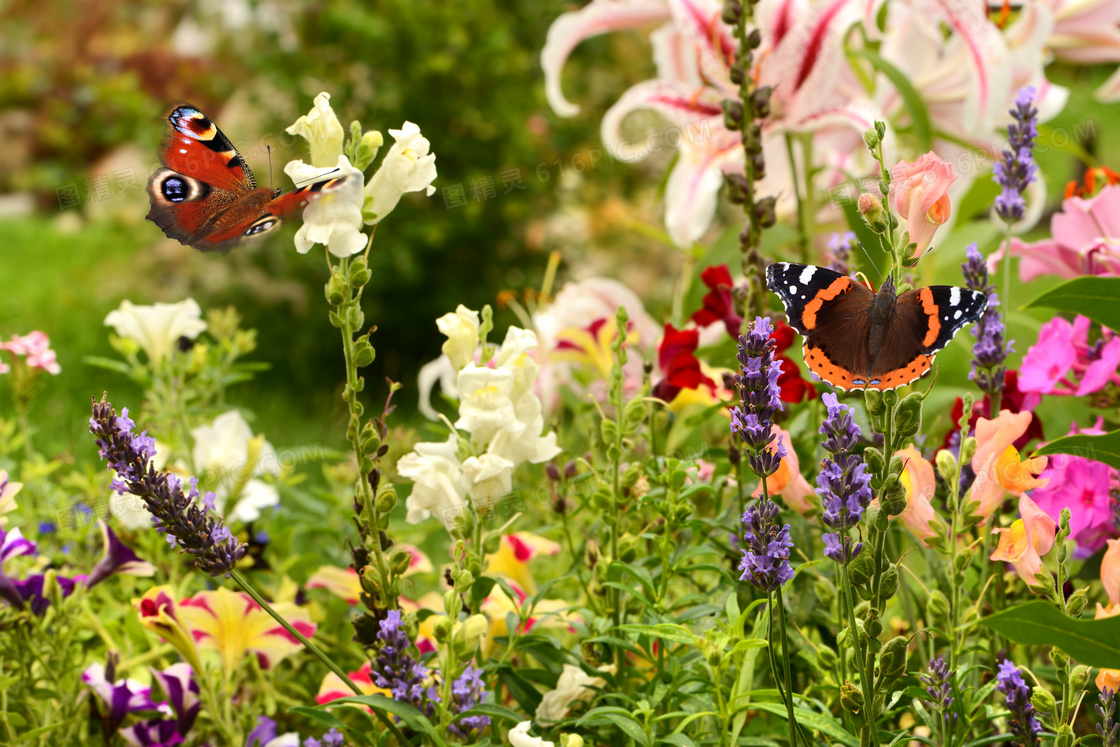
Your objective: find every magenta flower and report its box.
[1019,315,1120,398]
[990,185,1120,282]
[1031,419,1120,556]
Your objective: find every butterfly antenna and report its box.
[267,145,273,191]
[855,241,885,283]
[275,167,343,196]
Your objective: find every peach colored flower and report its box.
[894,445,945,547]
[752,426,814,516]
[1097,602,1120,691]
[990,495,1057,586]
[1103,539,1120,605]
[969,410,1049,520]
[891,153,957,258]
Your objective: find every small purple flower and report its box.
[1099,687,1118,747]
[150,663,200,736]
[817,393,871,564]
[993,87,1038,223]
[996,660,1041,747]
[304,729,346,747]
[449,664,490,737]
[730,317,785,479]
[86,523,155,588]
[827,231,856,275]
[246,716,291,747]
[738,498,795,592]
[89,397,246,577]
[83,656,160,735]
[962,244,1012,397]
[920,657,956,735]
[119,718,185,747]
[371,610,438,717]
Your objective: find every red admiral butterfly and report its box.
[146,104,350,252]
[766,262,987,391]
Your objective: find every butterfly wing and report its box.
[766,263,877,390]
[867,285,988,388]
[156,104,255,191]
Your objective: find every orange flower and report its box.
[990,495,1057,586]
[969,410,1049,520]
[894,445,945,547]
[752,426,814,516]
[892,153,957,257]
[1103,539,1120,605]
[1097,602,1120,691]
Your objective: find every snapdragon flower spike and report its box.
[449,664,491,737]
[730,316,785,479]
[920,657,956,734]
[996,660,1041,747]
[993,87,1038,223]
[89,397,246,577]
[1099,687,1119,747]
[962,244,1012,396]
[372,609,438,717]
[737,498,795,592]
[817,393,871,564]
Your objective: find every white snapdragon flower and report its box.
[191,411,280,523]
[437,305,480,371]
[509,722,555,747]
[398,435,469,524]
[535,664,614,723]
[364,122,437,224]
[283,155,368,258]
[285,92,345,168]
[488,394,561,466]
[455,364,521,446]
[104,299,207,363]
[461,453,515,513]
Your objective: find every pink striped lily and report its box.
[543,0,879,247]
[1045,0,1120,101]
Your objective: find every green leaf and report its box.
[456,702,525,724]
[854,51,933,151]
[580,709,650,746]
[322,694,444,746]
[289,706,346,728]
[980,600,1120,668]
[1025,276,1120,331]
[750,703,860,747]
[659,733,697,747]
[1032,429,1120,472]
[618,623,698,646]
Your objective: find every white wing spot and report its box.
[781,262,791,271]
[799,266,816,284]
[789,285,798,294]
[950,286,961,307]
[954,310,962,320]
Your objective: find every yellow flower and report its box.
[132,586,202,672]
[177,586,316,673]
[485,532,560,594]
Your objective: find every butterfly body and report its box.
[146,104,348,252]
[766,262,987,391]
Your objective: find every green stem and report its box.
[774,592,804,747]
[785,134,809,264]
[840,562,879,747]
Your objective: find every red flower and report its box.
[942,370,1043,452]
[771,320,816,403]
[690,265,742,339]
[654,324,715,402]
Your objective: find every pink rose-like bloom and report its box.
[1031,419,1119,556]
[1019,315,1120,398]
[0,331,61,375]
[891,153,957,258]
[990,494,1058,587]
[893,445,946,547]
[990,185,1120,281]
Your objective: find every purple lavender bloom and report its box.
[993,87,1038,223]
[304,729,346,747]
[119,718,185,747]
[83,656,160,735]
[1099,687,1118,747]
[371,609,438,717]
[827,231,856,275]
[962,244,1012,397]
[730,316,785,479]
[996,660,1041,747]
[449,664,491,737]
[817,393,871,564]
[89,397,246,577]
[738,498,795,592]
[920,657,956,735]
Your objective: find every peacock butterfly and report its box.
[146,104,349,252]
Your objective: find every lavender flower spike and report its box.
[919,657,956,736]
[738,498,795,592]
[449,664,491,737]
[817,393,871,564]
[993,87,1038,223]
[1099,687,1118,747]
[730,316,785,479]
[996,660,1041,747]
[89,396,246,576]
[372,609,438,717]
[962,243,1012,397]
